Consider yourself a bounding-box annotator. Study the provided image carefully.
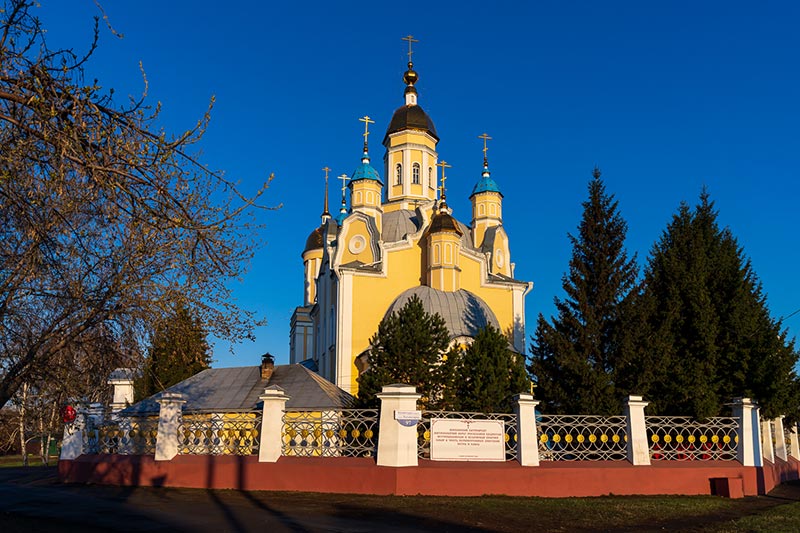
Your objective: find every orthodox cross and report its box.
[321,166,331,215]
[358,115,375,150]
[437,160,451,200]
[402,35,419,62]
[478,133,492,165]
[338,174,350,203]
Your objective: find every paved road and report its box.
[0,467,490,533]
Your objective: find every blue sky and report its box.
[37,1,800,367]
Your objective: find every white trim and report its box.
[336,271,354,395]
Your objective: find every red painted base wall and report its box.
[58,455,800,498]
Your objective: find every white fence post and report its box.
[59,410,87,460]
[155,392,185,461]
[761,418,775,463]
[376,384,421,467]
[258,385,290,462]
[773,416,788,461]
[514,393,540,466]
[625,395,651,466]
[731,397,762,467]
[788,421,800,459]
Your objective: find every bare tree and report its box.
[0,1,273,408]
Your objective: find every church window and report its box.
[428,167,434,188]
[490,204,497,216]
[412,163,420,184]
[395,163,402,185]
[478,204,485,216]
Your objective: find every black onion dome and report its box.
[384,104,439,142]
[303,226,324,254]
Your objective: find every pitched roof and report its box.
[119,364,353,416]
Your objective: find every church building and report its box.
[290,44,532,396]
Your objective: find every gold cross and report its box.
[358,116,375,148]
[338,173,350,198]
[478,133,492,164]
[322,166,331,213]
[322,166,331,181]
[437,160,451,199]
[402,35,419,62]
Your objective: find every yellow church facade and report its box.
[290,51,532,396]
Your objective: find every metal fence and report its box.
[84,418,159,455]
[417,411,518,461]
[646,416,738,461]
[537,414,628,461]
[282,409,379,457]
[178,412,261,455]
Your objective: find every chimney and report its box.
[261,353,275,381]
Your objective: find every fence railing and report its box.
[178,412,261,455]
[282,409,379,457]
[537,414,628,461]
[417,411,518,461]
[646,416,738,461]
[84,418,159,455]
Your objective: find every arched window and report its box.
[428,167,434,189]
[395,163,402,185]
[412,163,420,184]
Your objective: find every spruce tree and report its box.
[632,191,800,419]
[356,295,450,408]
[135,305,212,400]
[528,169,638,414]
[456,325,529,413]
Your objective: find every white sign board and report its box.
[429,418,506,462]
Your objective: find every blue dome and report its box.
[335,209,348,225]
[350,151,382,184]
[470,167,502,197]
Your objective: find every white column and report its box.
[107,368,135,415]
[788,421,800,459]
[514,393,540,466]
[731,397,762,467]
[376,384,421,467]
[155,392,185,461]
[761,418,775,463]
[625,395,651,466]
[59,410,86,460]
[774,416,788,461]
[258,386,290,463]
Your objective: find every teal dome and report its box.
[470,165,502,197]
[350,151,382,184]
[335,209,348,225]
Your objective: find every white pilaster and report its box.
[774,416,788,461]
[761,418,775,463]
[155,392,185,461]
[731,397,762,467]
[514,394,540,466]
[376,384,421,467]
[625,395,651,466]
[258,386,290,463]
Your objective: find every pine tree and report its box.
[356,295,451,408]
[632,191,800,419]
[456,325,529,413]
[528,169,638,414]
[135,305,212,400]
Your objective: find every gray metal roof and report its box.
[120,364,353,416]
[383,286,501,339]
[381,209,476,251]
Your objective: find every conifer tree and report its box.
[135,305,212,400]
[356,295,451,408]
[631,191,800,419]
[528,169,638,414]
[456,325,529,413]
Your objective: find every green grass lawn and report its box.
[0,454,58,467]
